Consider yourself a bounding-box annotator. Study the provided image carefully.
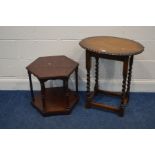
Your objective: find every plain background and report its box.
[0,26,155,92]
[0,0,155,155]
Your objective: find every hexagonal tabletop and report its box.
[26,55,78,79]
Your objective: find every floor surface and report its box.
[0,91,155,129]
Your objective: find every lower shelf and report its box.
[33,87,79,116]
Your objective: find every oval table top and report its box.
[79,36,144,56]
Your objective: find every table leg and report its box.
[64,78,70,110]
[39,80,46,112]
[126,55,134,103]
[75,67,78,92]
[94,56,99,94]
[86,51,92,108]
[63,79,65,89]
[28,71,34,103]
[119,57,129,116]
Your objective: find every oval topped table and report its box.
[79,36,144,116]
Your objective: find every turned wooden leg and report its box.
[125,55,134,104]
[119,57,129,117]
[86,51,92,108]
[94,56,99,94]
[28,71,34,103]
[39,80,46,112]
[64,78,70,110]
[75,67,78,92]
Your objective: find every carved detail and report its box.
[120,57,129,116]
[86,51,92,108]
[126,56,134,98]
[94,57,99,94]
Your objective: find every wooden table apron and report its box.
[85,50,134,116]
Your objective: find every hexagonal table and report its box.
[26,55,79,116]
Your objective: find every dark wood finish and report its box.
[75,67,78,92]
[39,80,46,112]
[85,51,135,117]
[33,87,79,116]
[126,55,134,103]
[26,55,78,80]
[79,36,144,117]
[28,71,34,102]
[86,51,92,108]
[26,55,79,116]
[91,102,120,113]
[94,56,99,94]
[63,78,70,110]
[119,57,129,116]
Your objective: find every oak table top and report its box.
[79,36,144,56]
